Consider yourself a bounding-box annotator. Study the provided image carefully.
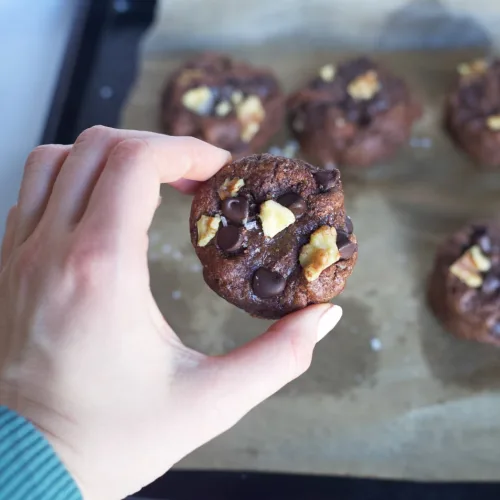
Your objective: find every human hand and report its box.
[0,127,343,500]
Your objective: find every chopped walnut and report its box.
[181,86,213,115]
[470,245,492,272]
[259,200,296,238]
[197,215,221,247]
[486,115,500,131]
[457,59,488,77]
[215,100,232,117]
[231,90,244,105]
[450,245,491,288]
[218,178,245,200]
[319,64,336,82]
[347,71,381,101]
[236,95,266,142]
[299,226,340,282]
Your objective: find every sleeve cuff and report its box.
[0,406,82,500]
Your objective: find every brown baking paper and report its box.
[120,0,500,480]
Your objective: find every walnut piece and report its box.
[486,115,500,131]
[215,100,232,117]
[319,64,336,82]
[299,226,340,282]
[450,245,491,288]
[457,59,488,77]
[236,95,266,142]
[218,178,245,200]
[347,71,381,101]
[182,86,213,115]
[197,215,221,247]
[470,245,492,272]
[259,200,296,238]
[231,90,244,105]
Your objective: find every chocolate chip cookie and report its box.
[428,222,500,345]
[287,57,421,167]
[190,154,358,320]
[446,58,500,168]
[161,53,285,158]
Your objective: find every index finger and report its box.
[81,134,231,244]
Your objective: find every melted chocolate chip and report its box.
[315,169,340,191]
[482,274,500,295]
[221,196,249,224]
[337,231,357,260]
[252,268,286,299]
[217,225,244,253]
[277,193,307,217]
[345,216,354,234]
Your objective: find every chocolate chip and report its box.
[221,196,249,225]
[345,216,354,234]
[337,231,357,260]
[277,193,307,218]
[252,268,286,298]
[217,225,244,253]
[315,169,340,191]
[482,274,500,295]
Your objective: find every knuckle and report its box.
[110,138,150,164]
[25,145,61,169]
[64,237,111,290]
[75,125,114,146]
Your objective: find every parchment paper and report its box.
[120,0,500,481]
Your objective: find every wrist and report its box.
[0,406,82,500]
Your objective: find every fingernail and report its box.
[317,305,343,342]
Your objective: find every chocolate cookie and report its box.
[428,222,500,345]
[446,58,500,168]
[190,154,358,320]
[161,53,284,158]
[287,57,421,167]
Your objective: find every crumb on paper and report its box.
[172,290,182,300]
[149,232,161,244]
[161,243,172,255]
[172,250,183,261]
[189,262,203,273]
[410,137,433,149]
[370,338,382,351]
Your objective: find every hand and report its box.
[0,127,343,500]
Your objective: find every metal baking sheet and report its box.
[121,39,500,482]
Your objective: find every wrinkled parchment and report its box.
[120,0,500,480]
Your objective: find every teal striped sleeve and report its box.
[0,406,82,500]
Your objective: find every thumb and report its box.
[199,303,342,436]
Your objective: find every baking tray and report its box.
[43,0,500,498]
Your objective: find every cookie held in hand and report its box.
[190,154,358,319]
[162,53,284,159]
[287,57,421,167]
[428,221,500,345]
